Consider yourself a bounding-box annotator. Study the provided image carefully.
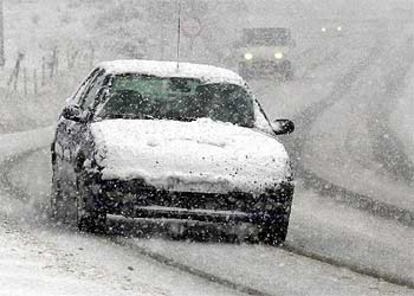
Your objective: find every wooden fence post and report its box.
[41,56,46,86]
[7,52,24,91]
[23,67,27,95]
[33,69,38,95]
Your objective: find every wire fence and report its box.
[0,44,95,100]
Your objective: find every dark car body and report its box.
[51,60,295,245]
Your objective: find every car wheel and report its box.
[76,172,107,234]
[50,164,62,219]
[254,209,290,246]
[51,160,76,224]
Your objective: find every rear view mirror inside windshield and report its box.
[169,78,197,93]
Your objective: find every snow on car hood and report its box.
[91,119,291,194]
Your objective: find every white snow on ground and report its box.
[0,217,245,296]
[91,118,290,194]
[290,187,414,285]
[132,237,413,296]
[99,60,245,86]
[0,220,155,296]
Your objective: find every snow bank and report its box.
[98,60,245,86]
[91,119,290,195]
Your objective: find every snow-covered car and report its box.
[51,60,295,245]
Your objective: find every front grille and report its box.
[100,179,294,214]
[239,60,292,75]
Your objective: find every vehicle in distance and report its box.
[320,24,344,35]
[238,27,295,80]
[51,60,295,245]
[317,18,345,36]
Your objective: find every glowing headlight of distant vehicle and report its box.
[321,27,327,32]
[244,53,253,60]
[274,52,284,60]
[337,26,342,32]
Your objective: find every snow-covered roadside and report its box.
[0,127,54,219]
[0,219,157,296]
[0,215,245,296]
[0,128,53,161]
[0,129,245,296]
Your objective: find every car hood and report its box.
[90,118,291,194]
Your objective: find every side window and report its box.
[79,70,106,110]
[72,69,100,105]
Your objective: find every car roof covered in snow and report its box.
[98,60,245,86]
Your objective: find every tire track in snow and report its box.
[110,236,274,296]
[286,34,414,227]
[367,36,414,185]
[282,243,414,290]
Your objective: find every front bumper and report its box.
[239,60,292,75]
[90,178,294,223]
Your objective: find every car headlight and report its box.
[337,26,342,32]
[321,27,327,32]
[274,52,284,60]
[244,53,253,60]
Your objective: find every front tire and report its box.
[51,160,76,224]
[76,172,107,233]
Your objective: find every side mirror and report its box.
[62,105,83,122]
[271,119,295,135]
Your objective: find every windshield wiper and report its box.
[105,113,156,120]
[105,113,197,122]
[175,116,198,122]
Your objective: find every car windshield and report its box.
[97,74,255,127]
[243,28,291,46]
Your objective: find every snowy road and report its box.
[1,2,413,295]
